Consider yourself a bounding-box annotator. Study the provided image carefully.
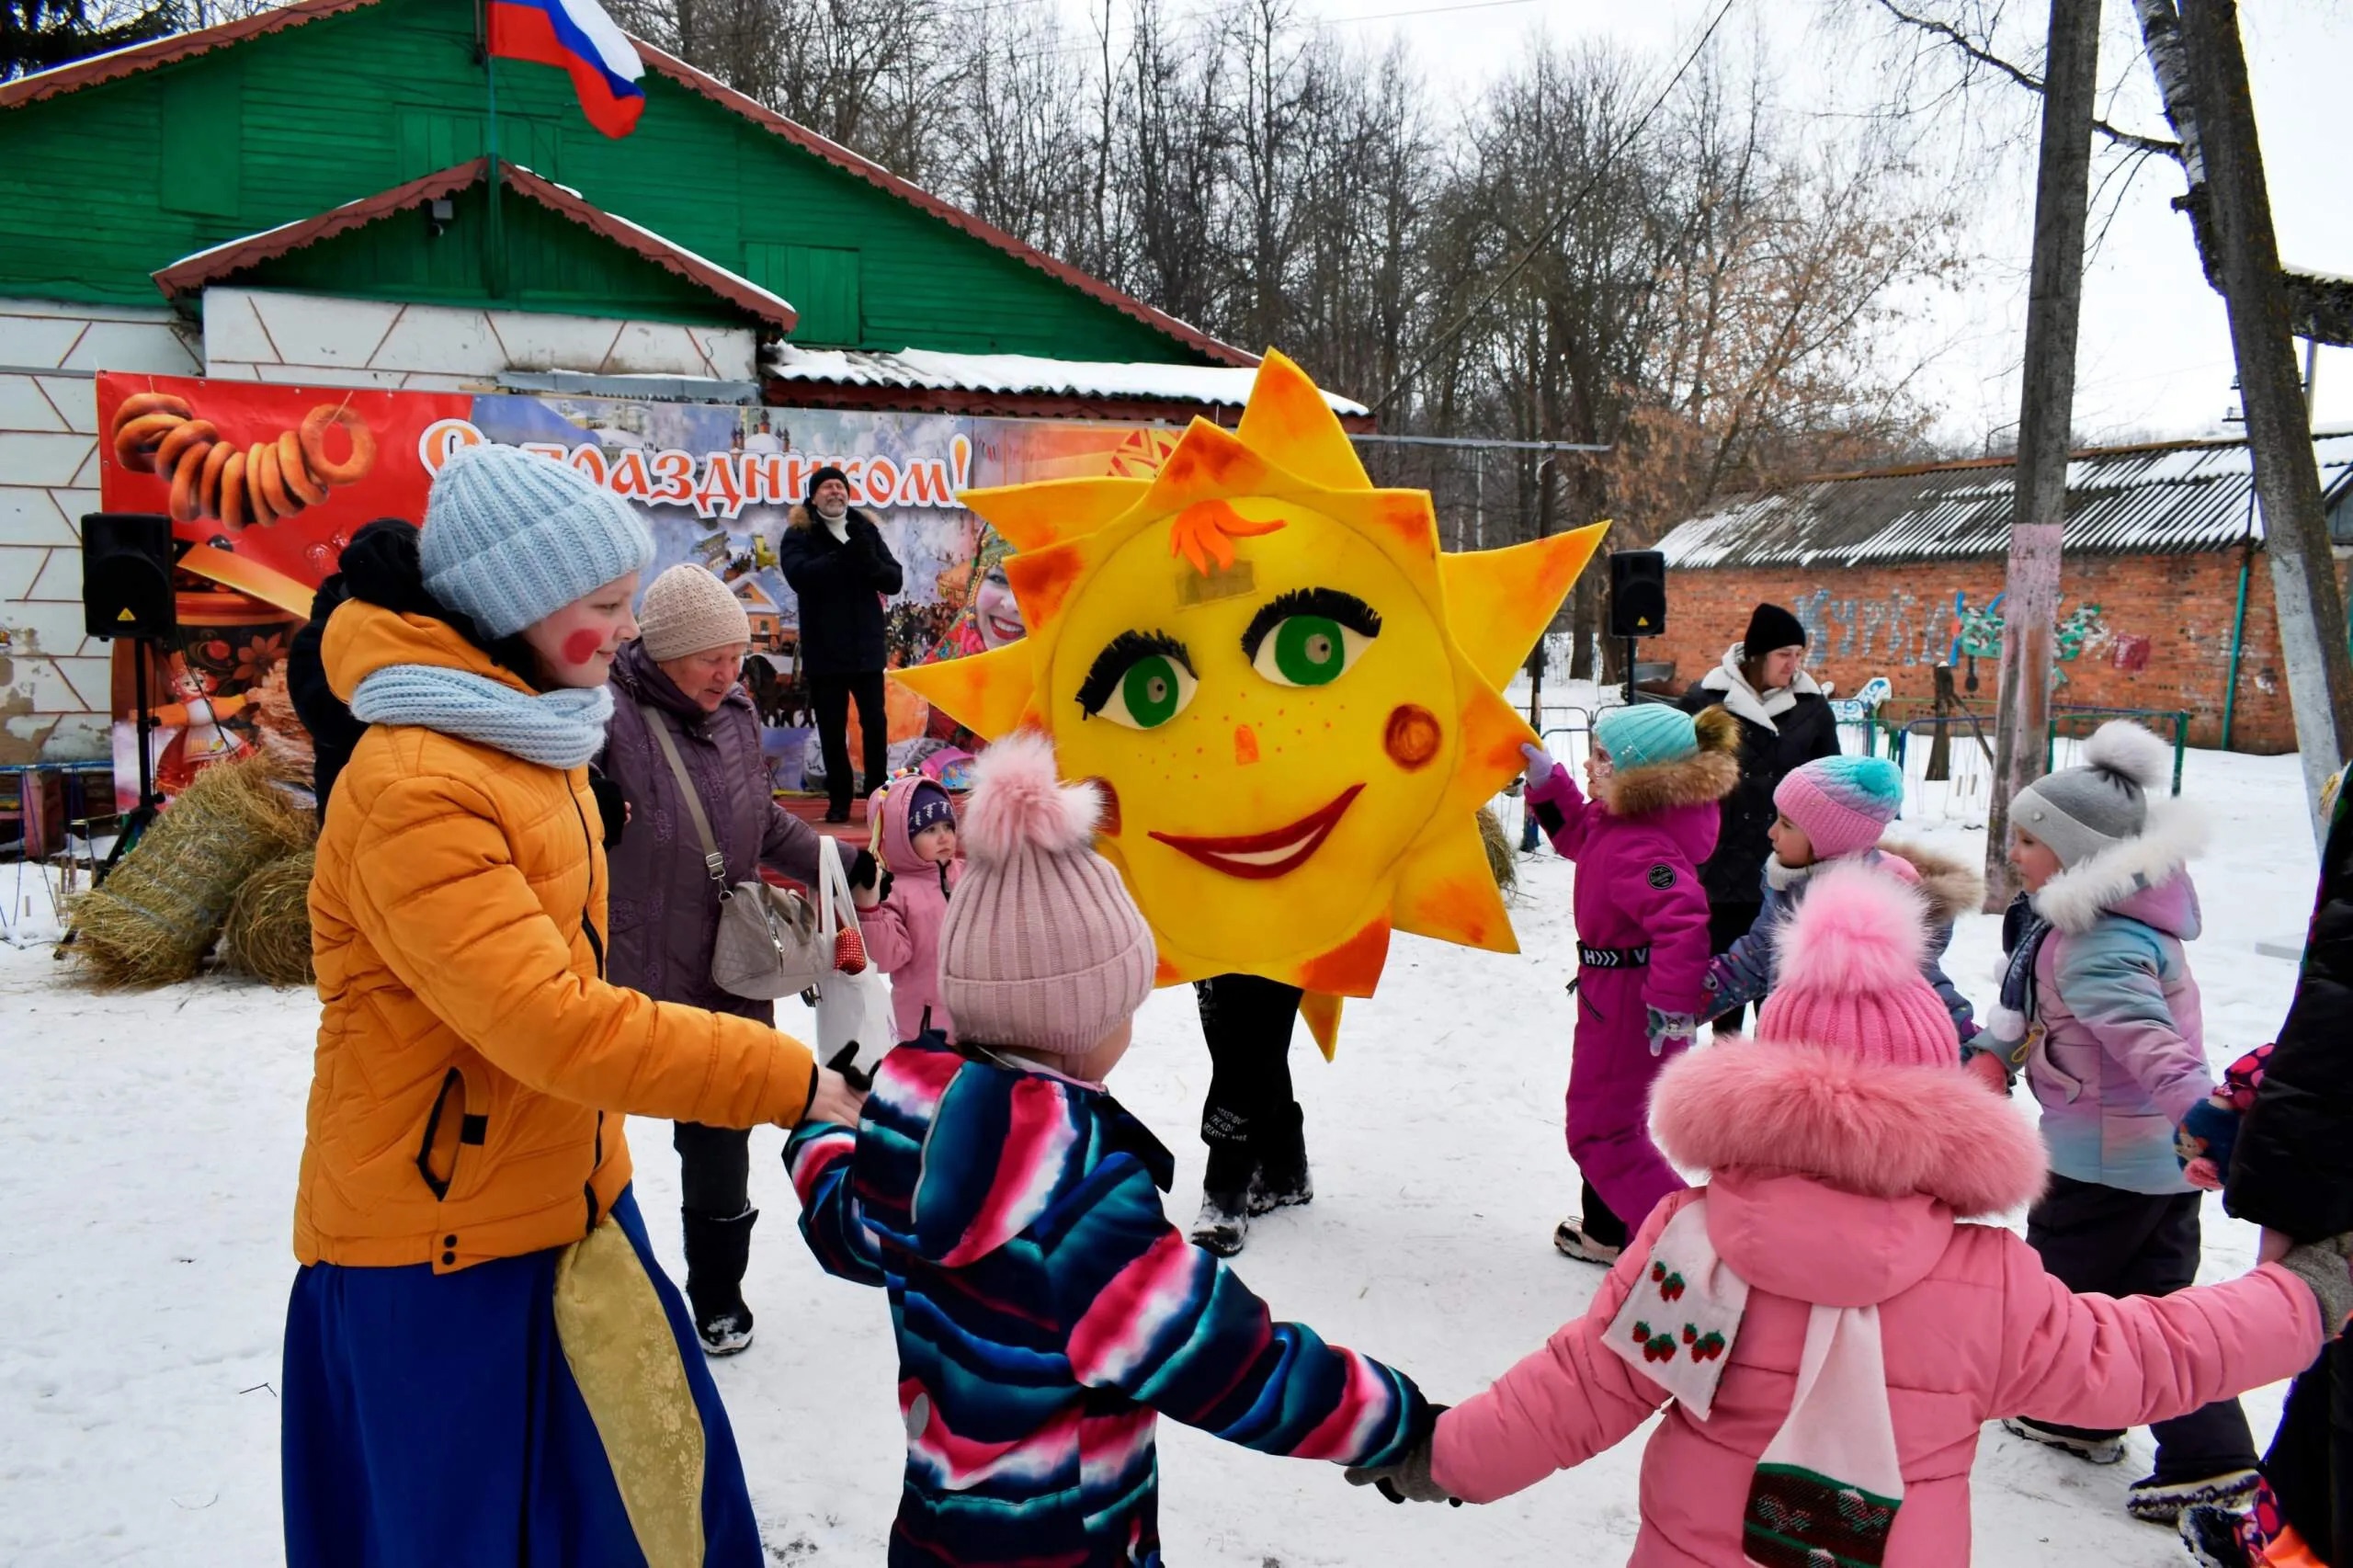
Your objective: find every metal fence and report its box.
[1504,694,2192,845]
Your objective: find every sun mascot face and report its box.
[894,351,1604,1053]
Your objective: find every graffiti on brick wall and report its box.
[1785,584,2110,677]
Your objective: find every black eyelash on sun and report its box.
[1075,630,1193,717]
[1240,588,1383,661]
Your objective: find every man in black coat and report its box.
[777,466,905,822]
[2209,767,2353,1563]
[1676,602,1840,1017]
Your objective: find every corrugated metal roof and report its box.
[1658,431,2353,569]
[762,345,1370,415]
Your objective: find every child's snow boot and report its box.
[2179,1505,2257,1568]
[2001,1416,2124,1466]
[1552,1218,1622,1266]
[681,1206,758,1356]
[2127,1469,2262,1525]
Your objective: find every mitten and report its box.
[1519,743,1572,804]
[2176,1043,2271,1176]
[1343,1411,1461,1507]
[847,848,892,909]
[1645,1006,1697,1057]
[2277,1235,2353,1335]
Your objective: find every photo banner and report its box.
[96,372,1180,807]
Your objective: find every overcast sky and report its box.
[1108,0,2353,449]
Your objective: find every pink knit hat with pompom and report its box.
[1755,862,1959,1068]
[937,733,1157,1055]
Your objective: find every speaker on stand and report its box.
[1608,550,1667,705]
[80,512,177,878]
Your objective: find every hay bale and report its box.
[1477,803,1518,892]
[250,664,315,786]
[66,756,313,988]
[221,848,317,987]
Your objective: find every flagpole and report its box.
[483,0,506,298]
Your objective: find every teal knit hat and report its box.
[421,444,655,638]
[1593,704,1699,771]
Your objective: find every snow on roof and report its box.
[1657,431,2353,568]
[762,345,1369,415]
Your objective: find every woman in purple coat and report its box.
[601,564,825,1355]
[1521,702,1741,1266]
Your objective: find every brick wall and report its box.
[0,298,200,764]
[1646,550,2350,754]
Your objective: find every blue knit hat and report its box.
[420,444,655,638]
[1593,704,1699,771]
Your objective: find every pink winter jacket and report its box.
[860,776,961,1043]
[1433,1042,2325,1566]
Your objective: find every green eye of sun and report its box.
[1121,654,1188,727]
[1273,616,1347,686]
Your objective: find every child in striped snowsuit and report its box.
[786,734,1431,1567]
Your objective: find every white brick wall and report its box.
[0,300,199,762]
[203,288,756,387]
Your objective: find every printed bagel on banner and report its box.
[95,372,1176,809]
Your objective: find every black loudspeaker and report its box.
[82,513,176,642]
[1608,549,1667,639]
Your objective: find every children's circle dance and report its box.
[278,403,2349,1566]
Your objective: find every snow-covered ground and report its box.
[0,745,2325,1565]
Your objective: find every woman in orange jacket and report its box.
[283,443,862,1568]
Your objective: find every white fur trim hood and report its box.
[2029,793,2209,933]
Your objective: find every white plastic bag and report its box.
[812,835,898,1082]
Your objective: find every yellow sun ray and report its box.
[891,348,1599,1049]
[961,476,1152,553]
[1300,993,1345,1061]
[1438,523,1609,689]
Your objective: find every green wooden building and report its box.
[0,0,1293,762]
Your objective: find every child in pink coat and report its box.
[854,775,962,1043]
[1521,702,1741,1264]
[1349,863,2353,1568]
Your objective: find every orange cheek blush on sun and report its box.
[1383,704,1442,770]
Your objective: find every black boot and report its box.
[1192,1142,1255,1257]
[680,1206,758,1356]
[1247,1104,1312,1216]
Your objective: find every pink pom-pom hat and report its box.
[936,733,1157,1057]
[1755,861,1960,1069]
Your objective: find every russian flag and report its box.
[489,0,645,139]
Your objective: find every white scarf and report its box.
[1604,1199,1904,1567]
[1699,644,1822,733]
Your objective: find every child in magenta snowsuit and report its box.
[1343,864,2353,1568]
[1522,702,1741,1264]
[854,775,962,1044]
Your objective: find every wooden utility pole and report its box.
[1984,0,2102,909]
[2177,0,2353,837]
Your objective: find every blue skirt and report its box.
[282,1187,763,1567]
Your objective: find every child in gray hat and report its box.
[1962,721,2257,1524]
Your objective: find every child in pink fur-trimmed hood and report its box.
[1347,864,2353,1568]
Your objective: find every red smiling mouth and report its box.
[1148,786,1363,880]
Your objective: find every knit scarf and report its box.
[350,664,614,769]
[1604,1199,1904,1568]
[1981,892,2052,1073]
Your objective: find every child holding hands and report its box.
[788,735,1433,1567]
[1348,864,2352,1568]
[851,774,961,1043]
[1521,703,1741,1263]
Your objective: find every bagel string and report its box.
[106,394,377,527]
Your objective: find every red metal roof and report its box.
[0,0,1255,368]
[151,157,800,330]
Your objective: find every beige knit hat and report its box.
[938,732,1156,1055]
[636,563,750,661]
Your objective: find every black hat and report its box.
[807,465,850,504]
[1743,602,1806,654]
